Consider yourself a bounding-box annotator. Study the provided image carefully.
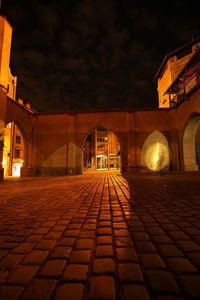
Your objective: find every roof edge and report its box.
[154,36,200,82]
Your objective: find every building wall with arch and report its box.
[3,97,36,176]
[1,83,200,180]
[32,109,171,175]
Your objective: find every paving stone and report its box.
[21,279,57,300]
[140,254,166,269]
[2,171,200,299]
[76,239,94,250]
[97,236,112,245]
[99,214,111,221]
[146,270,180,293]
[54,283,84,300]
[88,276,115,300]
[180,275,200,297]
[118,263,143,282]
[114,229,129,237]
[155,297,186,300]
[58,237,76,247]
[40,260,66,277]
[84,219,97,224]
[53,225,67,231]
[26,235,43,242]
[167,257,197,274]
[34,227,49,234]
[136,241,156,253]
[0,250,8,260]
[50,247,72,259]
[12,243,35,254]
[116,247,137,262]
[96,245,113,257]
[97,227,112,236]
[82,224,96,230]
[152,235,173,244]
[120,285,150,300]
[7,236,25,243]
[188,252,200,267]
[132,232,150,241]
[147,227,165,235]
[64,230,80,237]
[22,250,49,265]
[0,254,23,270]
[45,231,62,240]
[0,242,18,250]
[115,237,132,247]
[8,265,38,285]
[80,231,96,238]
[35,240,56,251]
[113,222,127,229]
[168,231,189,240]
[16,229,33,237]
[93,258,115,274]
[177,240,200,252]
[159,245,184,257]
[68,223,82,229]
[0,285,24,300]
[0,270,8,283]
[98,221,111,227]
[63,264,88,281]
[70,250,91,263]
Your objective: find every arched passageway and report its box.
[83,127,120,172]
[183,115,200,171]
[3,122,25,177]
[141,130,170,171]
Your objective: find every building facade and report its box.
[0,15,200,181]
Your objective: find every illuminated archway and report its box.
[183,115,200,171]
[142,131,170,171]
[3,122,25,177]
[83,127,120,172]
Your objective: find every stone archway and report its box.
[83,127,121,172]
[3,121,25,177]
[141,130,170,171]
[183,115,200,171]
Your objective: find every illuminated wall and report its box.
[156,41,200,108]
[141,130,170,171]
[0,16,12,90]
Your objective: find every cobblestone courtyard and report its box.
[0,172,200,300]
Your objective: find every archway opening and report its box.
[83,127,120,172]
[3,122,24,177]
[183,115,200,171]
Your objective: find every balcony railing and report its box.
[169,66,200,108]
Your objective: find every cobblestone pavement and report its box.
[0,172,200,300]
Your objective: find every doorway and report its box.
[83,127,120,172]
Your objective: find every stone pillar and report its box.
[0,16,13,180]
[0,145,3,181]
[119,132,129,173]
[169,129,181,171]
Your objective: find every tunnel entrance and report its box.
[83,127,120,172]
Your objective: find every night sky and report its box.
[2,0,200,112]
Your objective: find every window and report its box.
[16,135,21,144]
[15,149,20,158]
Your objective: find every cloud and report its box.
[4,0,200,112]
